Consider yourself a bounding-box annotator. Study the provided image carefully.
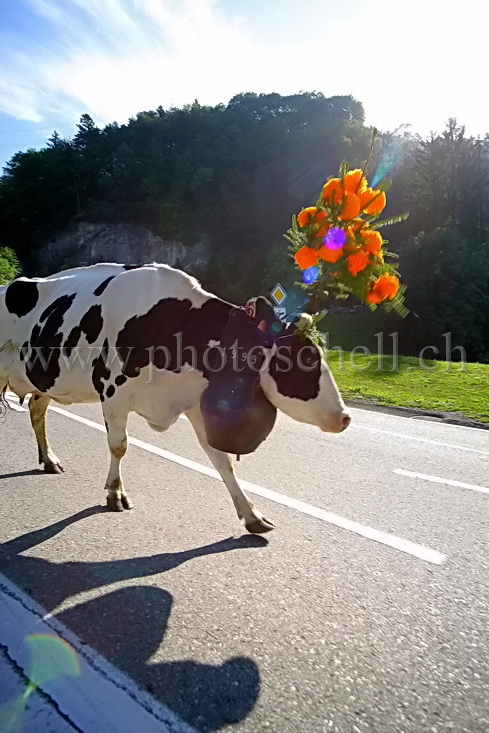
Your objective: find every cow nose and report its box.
[341,413,351,431]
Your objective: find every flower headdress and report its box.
[284,137,408,336]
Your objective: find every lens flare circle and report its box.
[324,227,346,249]
[302,266,319,284]
[25,634,80,689]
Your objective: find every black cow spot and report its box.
[93,276,115,296]
[115,375,127,387]
[62,304,103,356]
[5,281,39,318]
[79,305,103,344]
[115,297,231,380]
[106,385,115,399]
[63,326,81,357]
[25,294,76,392]
[270,334,321,401]
[39,298,66,324]
[92,339,110,402]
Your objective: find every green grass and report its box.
[325,350,489,423]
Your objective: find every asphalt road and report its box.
[0,395,488,733]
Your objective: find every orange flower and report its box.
[297,207,330,238]
[351,217,365,231]
[321,177,344,204]
[294,245,319,269]
[343,169,367,194]
[347,250,369,276]
[360,188,386,215]
[338,192,361,220]
[344,227,357,251]
[361,229,383,254]
[366,274,400,303]
[297,206,319,227]
[319,245,343,263]
[315,215,330,238]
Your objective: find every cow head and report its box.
[250,298,350,434]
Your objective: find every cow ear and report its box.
[247,296,285,338]
[253,296,276,327]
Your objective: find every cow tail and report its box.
[0,384,10,420]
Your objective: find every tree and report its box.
[1,95,487,359]
[0,246,21,283]
[397,228,489,361]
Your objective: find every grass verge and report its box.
[326,350,489,423]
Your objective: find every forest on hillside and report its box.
[1,92,488,361]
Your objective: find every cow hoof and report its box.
[44,461,64,474]
[245,517,275,534]
[121,495,133,510]
[107,496,124,512]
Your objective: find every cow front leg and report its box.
[185,407,275,533]
[102,406,132,512]
[28,394,64,474]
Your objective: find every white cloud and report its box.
[1,0,488,136]
[0,0,262,125]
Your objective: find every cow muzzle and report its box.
[321,411,351,433]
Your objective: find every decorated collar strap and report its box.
[244,298,258,319]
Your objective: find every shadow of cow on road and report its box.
[0,507,266,732]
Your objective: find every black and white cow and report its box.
[0,263,350,533]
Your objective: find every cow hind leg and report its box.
[28,394,64,474]
[102,404,132,512]
[185,407,275,533]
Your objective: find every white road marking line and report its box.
[0,573,196,733]
[352,424,489,456]
[395,469,489,496]
[6,398,26,412]
[235,482,447,565]
[6,392,27,411]
[45,404,447,565]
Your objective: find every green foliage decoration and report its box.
[292,312,327,349]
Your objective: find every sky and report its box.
[1,0,488,172]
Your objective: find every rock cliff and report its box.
[34,222,208,276]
